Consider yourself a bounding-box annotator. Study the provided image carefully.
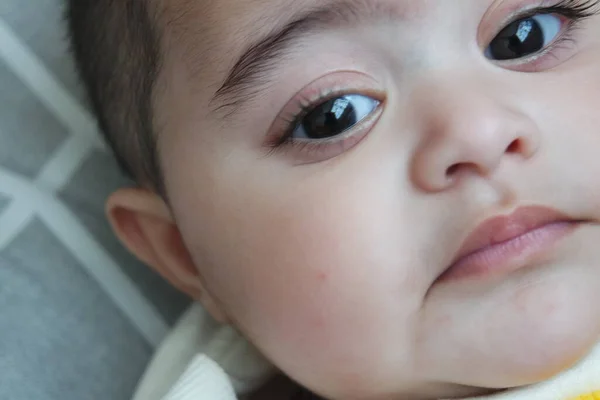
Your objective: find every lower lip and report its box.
[440,221,580,282]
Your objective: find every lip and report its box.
[440,206,581,282]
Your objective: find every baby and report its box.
[67,0,600,399]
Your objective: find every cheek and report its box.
[210,189,387,349]
[523,47,600,214]
[174,161,424,392]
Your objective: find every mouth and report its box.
[438,206,584,282]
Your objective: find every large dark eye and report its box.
[486,14,562,60]
[293,94,379,140]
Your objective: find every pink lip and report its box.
[440,206,581,282]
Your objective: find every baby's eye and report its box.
[293,94,380,140]
[486,14,562,60]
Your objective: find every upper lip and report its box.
[450,206,577,266]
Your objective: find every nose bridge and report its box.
[428,82,505,145]
[417,69,507,135]
[409,71,540,192]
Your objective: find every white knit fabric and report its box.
[136,303,600,400]
[163,356,237,400]
[133,303,273,400]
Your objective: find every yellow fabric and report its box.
[570,391,600,400]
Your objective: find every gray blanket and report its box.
[0,1,189,399]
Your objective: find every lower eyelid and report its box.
[486,10,590,71]
[273,101,386,165]
[266,72,385,140]
[293,96,381,140]
[492,24,579,71]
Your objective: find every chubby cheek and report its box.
[538,47,600,210]
[177,165,423,394]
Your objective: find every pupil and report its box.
[490,17,544,60]
[302,97,358,139]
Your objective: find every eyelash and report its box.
[267,85,385,159]
[531,0,600,20]
[268,0,600,154]
[500,0,600,72]
[496,0,600,66]
[276,90,361,146]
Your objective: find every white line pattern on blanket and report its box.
[0,13,169,347]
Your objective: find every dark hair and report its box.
[66,0,164,194]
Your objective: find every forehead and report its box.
[162,0,302,57]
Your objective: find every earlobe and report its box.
[105,188,229,323]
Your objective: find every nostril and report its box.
[446,163,461,177]
[445,161,483,179]
[506,139,522,154]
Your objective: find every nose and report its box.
[409,79,541,192]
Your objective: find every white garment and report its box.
[132,303,273,400]
[133,303,600,400]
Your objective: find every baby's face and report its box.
[156,0,600,398]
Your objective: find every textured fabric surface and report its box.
[0,1,189,399]
[164,356,238,400]
[0,193,9,214]
[133,304,275,400]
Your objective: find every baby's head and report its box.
[68,0,600,398]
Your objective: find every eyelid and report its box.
[507,23,590,72]
[479,0,565,46]
[265,71,386,146]
[268,105,385,165]
[479,0,598,71]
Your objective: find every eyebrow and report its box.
[209,0,410,117]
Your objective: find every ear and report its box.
[106,188,229,323]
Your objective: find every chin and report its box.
[481,288,600,388]
[429,261,600,390]
[508,336,599,388]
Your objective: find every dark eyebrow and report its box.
[209,0,406,117]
